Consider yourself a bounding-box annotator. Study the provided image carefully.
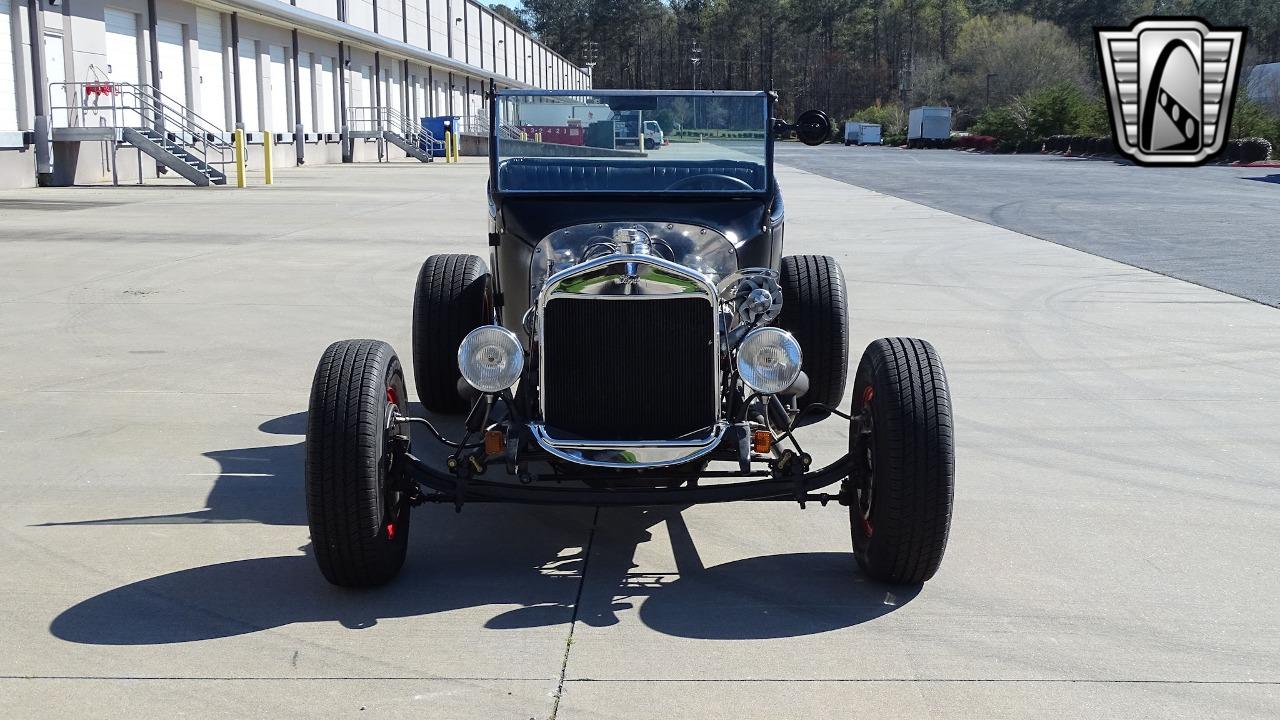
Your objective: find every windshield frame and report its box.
[488,88,776,200]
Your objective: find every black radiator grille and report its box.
[542,296,716,440]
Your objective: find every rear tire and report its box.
[412,254,490,413]
[305,339,411,587]
[777,255,850,419]
[847,338,954,584]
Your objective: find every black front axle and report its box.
[399,449,853,507]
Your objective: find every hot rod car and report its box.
[304,89,954,589]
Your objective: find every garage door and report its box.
[237,39,259,130]
[195,8,226,128]
[297,51,313,132]
[44,33,66,126]
[267,44,288,131]
[104,9,140,124]
[318,56,335,132]
[104,9,139,84]
[353,64,372,108]
[156,20,187,108]
[0,0,18,132]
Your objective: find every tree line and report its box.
[502,0,1280,129]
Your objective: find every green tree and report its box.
[850,102,908,136]
[973,81,1109,142]
[949,14,1089,113]
[489,3,530,32]
[1230,97,1280,149]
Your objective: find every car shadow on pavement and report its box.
[48,412,917,644]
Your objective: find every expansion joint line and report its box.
[549,506,600,720]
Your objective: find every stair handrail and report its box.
[49,82,230,146]
[139,83,232,148]
[383,106,424,147]
[49,81,231,182]
[348,105,438,156]
[497,122,523,140]
[113,83,230,177]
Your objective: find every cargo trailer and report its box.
[844,122,882,146]
[907,106,953,148]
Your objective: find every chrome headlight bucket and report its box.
[458,325,524,393]
[736,327,803,395]
[530,221,738,301]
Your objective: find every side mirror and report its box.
[795,109,832,146]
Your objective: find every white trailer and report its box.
[907,106,952,148]
[844,122,882,146]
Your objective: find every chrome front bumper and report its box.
[529,421,730,469]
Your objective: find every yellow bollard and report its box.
[234,128,247,188]
[444,131,453,163]
[453,131,461,162]
[263,131,274,185]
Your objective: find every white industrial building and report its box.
[0,0,589,187]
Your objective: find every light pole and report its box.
[690,41,702,133]
[690,41,701,90]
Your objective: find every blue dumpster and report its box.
[420,116,458,157]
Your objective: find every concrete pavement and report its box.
[1,158,1278,718]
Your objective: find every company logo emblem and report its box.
[1096,18,1247,165]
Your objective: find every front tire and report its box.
[412,254,490,413]
[777,255,850,419]
[846,338,954,584]
[305,339,411,587]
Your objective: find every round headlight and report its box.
[457,326,524,393]
[736,327,802,395]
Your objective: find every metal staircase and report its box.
[50,82,233,186]
[349,106,435,163]
[123,128,226,185]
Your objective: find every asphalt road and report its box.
[776,144,1280,307]
[1,158,1278,718]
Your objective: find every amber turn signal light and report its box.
[752,430,773,454]
[484,430,505,455]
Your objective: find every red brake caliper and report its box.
[385,385,398,541]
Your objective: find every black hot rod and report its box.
[304,89,954,589]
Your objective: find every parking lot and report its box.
[778,144,1280,306]
[2,155,1278,718]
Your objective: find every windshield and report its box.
[494,90,770,194]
